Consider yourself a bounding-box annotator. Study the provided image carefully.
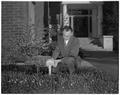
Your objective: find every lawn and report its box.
[2,65,118,94]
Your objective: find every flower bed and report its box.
[2,66,118,94]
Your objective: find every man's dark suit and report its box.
[52,35,81,74]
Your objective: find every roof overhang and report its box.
[62,1,91,4]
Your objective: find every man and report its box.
[46,26,81,75]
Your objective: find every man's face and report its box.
[63,30,73,40]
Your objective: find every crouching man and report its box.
[46,26,81,75]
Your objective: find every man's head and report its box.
[62,26,73,41]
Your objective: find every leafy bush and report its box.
[90,38,102,47]
[3,24,58,64]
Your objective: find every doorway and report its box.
[73,16,92,37]
[69,9,92,37]
[74,17,88,37]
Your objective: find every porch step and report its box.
[78,38,107,51]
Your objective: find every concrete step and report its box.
[78,38,106,51]
[78,38,92,44]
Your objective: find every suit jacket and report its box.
[52,35,80,59]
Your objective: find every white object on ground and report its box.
[103,35,113,51]
[46,59,54,75]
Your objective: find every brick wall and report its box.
[35,2,44,42]
[2,2,29,64]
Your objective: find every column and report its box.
[98,4,103,37]
[60,13,63,26]
[63,4,69,26]
[28,2,35,44]
[35,2,44,43]
[92,8,98,38]
[56,14,60,24]
[71,16,74,30]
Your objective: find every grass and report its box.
[2,65,118,94]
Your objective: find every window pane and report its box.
[68,9,92,15]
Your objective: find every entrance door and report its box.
[74,17,88,37]
[71,9,92,38]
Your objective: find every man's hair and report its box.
[62,26,73,32]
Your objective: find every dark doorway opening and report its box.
[71,9,92,38]
[74,17,89,37]
[49,2,61,24]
